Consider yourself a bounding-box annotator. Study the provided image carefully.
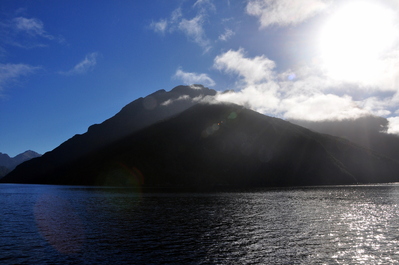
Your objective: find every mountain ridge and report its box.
[2,85,216,181]
[3,98,399,189]
[0,150,41,178]
[290,116,399,162]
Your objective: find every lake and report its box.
[1,184,399,264]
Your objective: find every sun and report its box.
[319,1,398,83]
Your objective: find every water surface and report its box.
[1,183,399,264]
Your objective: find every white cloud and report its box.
[149,8,182,34]
[387,117,399,134]
[174,68,215,87]
[246,0,329,28]
[193,0,216,13]
[368,48,399,91]
[171,8,183,23]
[60,52,99,76]
[178,15,211,52]
[0,63,40,93]
[12,17,64,44]
[13,17,48,37]
[0,16,64,48]
[150,19,168,34]
[213,49,382,122]
[281,93,368,121]
[161,95,190,106]
[214,48,276,85]
[149,5,212,52]
[212,48,399,134]
[218,28,235,41]
[217,84,281,114]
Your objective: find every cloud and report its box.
[246,0,329,28]
[193,0,216,13]
[214,48,276,84]
[13,17,49,38]
[171,8,183,23]
[212,49,382,121]
[173,68,215,87]
[387,117,399,134]
[149,5,212,52]
[59,52,99,76]
[178,15,211,52]
[161,95,190,106]
[149,7,182,35]
[0,63,40,93]
[281,93,369,121]
[217,84,280,114]
[150,19,168,34]
[213,48,399,134]
[1,16,64,48]
[218,28,235,41]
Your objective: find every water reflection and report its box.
[1,184,399,263]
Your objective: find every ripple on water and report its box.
[1,184,399,264]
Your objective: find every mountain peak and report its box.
[0,150,41,175]
[3,85,218,182]
[170,84,216,98]
[3,99,399,188]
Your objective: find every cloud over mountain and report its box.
[148,1,399,135]
[213,49,377,122]
[174,68,215,87]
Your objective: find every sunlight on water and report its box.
[1,184,399,264]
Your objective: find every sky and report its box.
[1,0,399,157]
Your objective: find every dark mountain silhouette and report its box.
[3,99,399,189]
[289,116,399,162]
[0,150,41,177]
[0,85,216,182]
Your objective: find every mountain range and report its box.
[2,85,399,190]
[0,150,41,178]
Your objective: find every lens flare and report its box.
[34,194,85,254]
[97,162,144,191]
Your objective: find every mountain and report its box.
[289,116,399,162]
[0,85,216,181]
[3,99,399,190]
[0,150,41,169]
[0,166,10,178]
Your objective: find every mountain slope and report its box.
[290,116,399,162]
[0,150,41,170]
[0,166,10,178]
[2,85,216,181]
[4,102,399,189]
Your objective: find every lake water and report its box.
[1,184,399,264]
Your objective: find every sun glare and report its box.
[319,2,398,83]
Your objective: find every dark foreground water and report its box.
[1,184,399,264]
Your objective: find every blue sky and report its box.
[1,0,399,157]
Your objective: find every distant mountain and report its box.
[0,150,41,178]
[0,150,41,169]
[0,166,10,178]
[289,116,399,162]
[3,99,399,189]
